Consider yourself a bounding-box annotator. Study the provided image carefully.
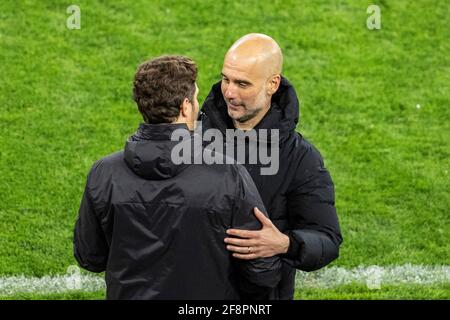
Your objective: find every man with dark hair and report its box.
[74,55,281,300]
[201,34,343,299]
[133,55,198,125]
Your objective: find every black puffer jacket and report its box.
[74,123,282,300]
[201,77,343,299]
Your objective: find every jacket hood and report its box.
[124,123,191,180]
[201,76,300,142]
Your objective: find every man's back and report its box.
[74,123,281,299]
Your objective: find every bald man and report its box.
[200,34,343,299]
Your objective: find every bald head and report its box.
[220,34,283,130]
[225,33,283,77]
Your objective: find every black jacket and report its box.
[74,123,282,300]
[201,77,343,299]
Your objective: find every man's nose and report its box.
[224,83,237,100]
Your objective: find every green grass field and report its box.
[0,0,449,299]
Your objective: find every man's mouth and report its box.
[227,102,243,110]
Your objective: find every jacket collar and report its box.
[129,123,191,142]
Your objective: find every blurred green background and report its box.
[0,0,449,299]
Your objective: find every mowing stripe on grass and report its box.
[0,264,449,296]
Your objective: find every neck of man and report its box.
[232,103,271,131]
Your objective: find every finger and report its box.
[224,237,257,247]
[232,253,259,260]
[253,207,272,226]
[226,228,259,238]
[226,245,254,254]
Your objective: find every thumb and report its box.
[254,207,272,226]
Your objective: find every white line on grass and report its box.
[0,264,449,296]
[295,264,450,289]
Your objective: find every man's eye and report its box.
[238,83,247,88]
[222,77,229,83]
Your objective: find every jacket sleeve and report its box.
[73,169,109,273]
[232,165,282,299]
[283,142,343,272]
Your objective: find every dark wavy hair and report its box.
[133,55,197,124]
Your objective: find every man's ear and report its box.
[179,98,191,118]
[268,75,281,95]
